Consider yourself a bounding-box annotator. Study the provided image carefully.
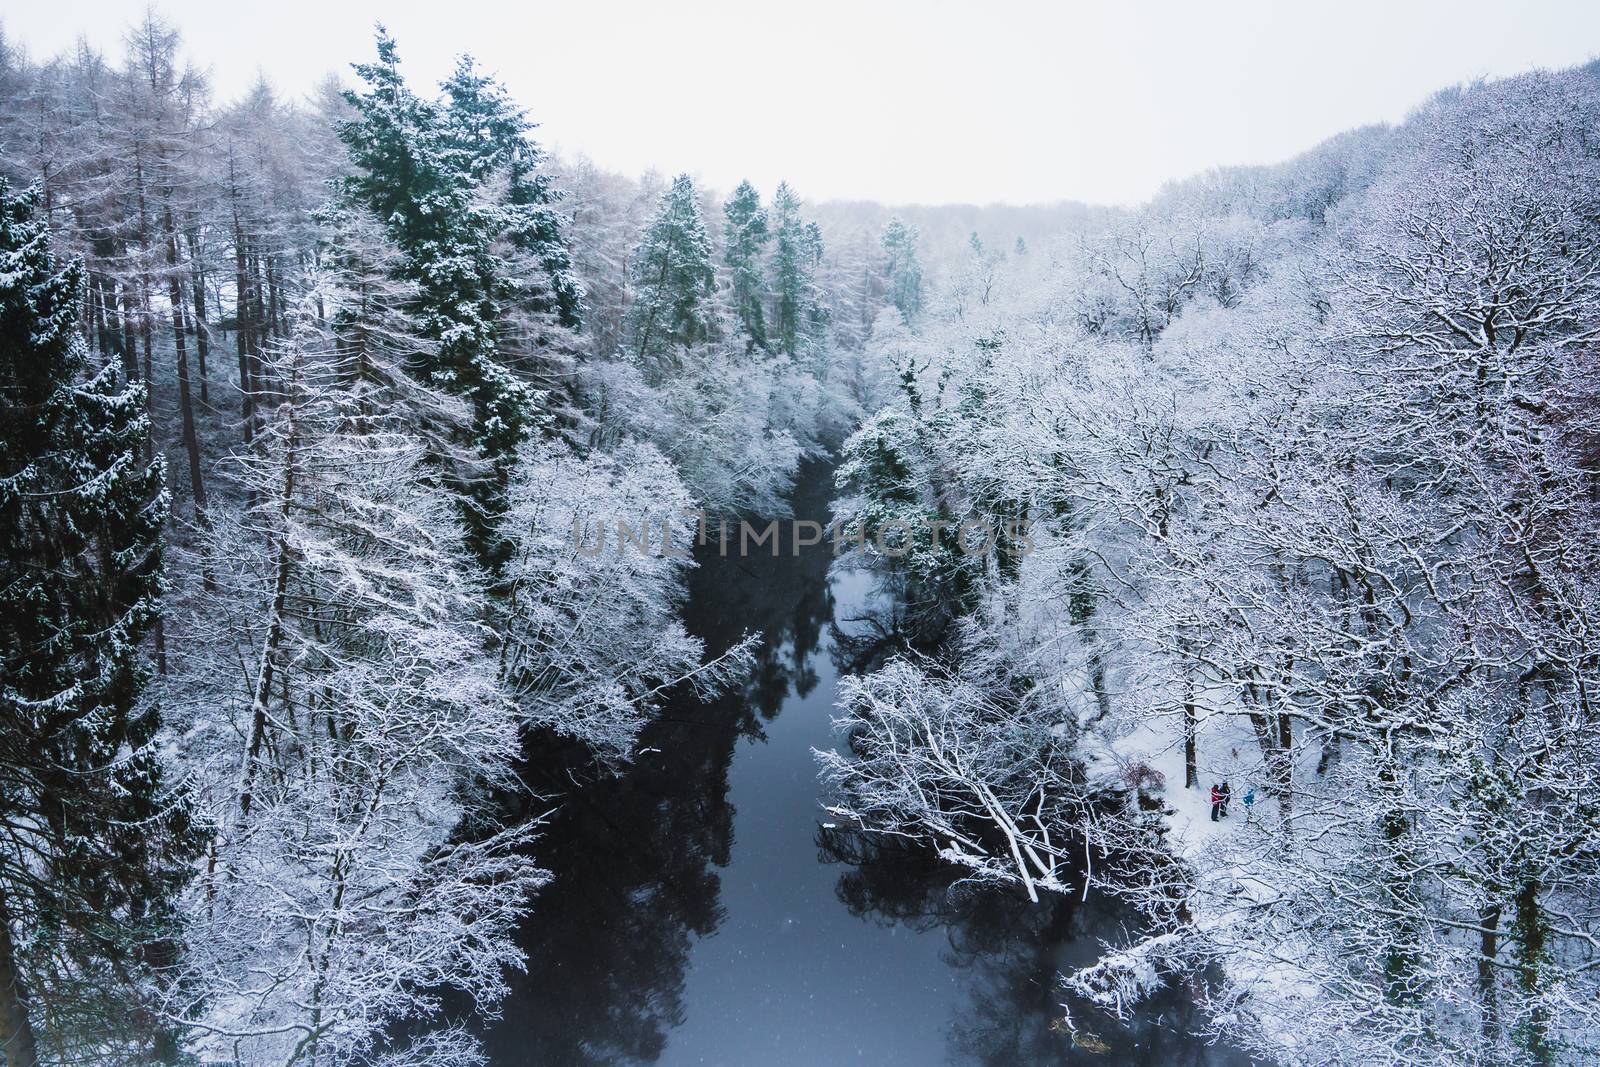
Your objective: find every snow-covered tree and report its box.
[441,54,584,332]
[769,182,827,360]
[722,179,769,349]
[623,174,717,376]
[166,296,543,1065]
[0,178,197,1066]
[818,653,1083,903]
[880,216,924,325]
[338,27,534,471]
[498,439,756,764]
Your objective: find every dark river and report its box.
[479,461,1254,1066]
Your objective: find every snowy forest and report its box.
[2,10,1600,1067]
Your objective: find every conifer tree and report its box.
[0,179,196,1066]
[337,28,533,468]
[722,179,769,349]
[769,182,828,358]
[317,201,482,476]
[881,216,924,325]
[337,28,538,566]
[441,55,584,330]
[624,174,717,375]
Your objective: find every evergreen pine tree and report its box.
[624,173,717,375]
[441,55,584,330]
[881,216,924,325]
[0,178,197,1066]
[316,202,481,476]
[722,179,769,349]
[770,181,827,358]
[337,28,533,468]
[337,28,538,566]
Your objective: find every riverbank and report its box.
[468,462,1246,1065]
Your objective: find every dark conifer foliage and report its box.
[0,178,197,1067]
[623,173,718,373]
[337,27,534,465]
[723,179,770,349]
[442,56,585,332]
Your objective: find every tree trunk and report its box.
[239,394,299,818]
[250,253,271,400]
[186,232,211,406]
[134,151,156,426]
[1089,653,1112,722]
[164,212,208,523]
[80,273,95,353]
[1248,706,1293,818]
[1069,577,1111,722]
[1479,902,1501,1040]
[1376,751,1421,1007]
[1514,876,1550,1065]
[88,272,107,355]
[1315,731,1340,776]
[233,225,255,447]
[266,255,281,339]
[136,284,158,464]
[1182,673,1198,790]
[0,895,39,1067]
[124,281,165,674]
[120,284,140,384]
[139,287,154,401]
[154,613,167,676]
[239,561,286,820]
[102,275,129,381]
[1278,712,1292,764]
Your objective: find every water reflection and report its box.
[478,461,1248,1066]
[477,463,837,1066]
[816,828,1252,1066]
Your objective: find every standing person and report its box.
[1209,783,1222,822]
[1243,785,1257,821]
[1219,780,1232,818]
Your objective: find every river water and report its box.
[479,462,1253,1066]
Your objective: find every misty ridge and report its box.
[2,7,1600,1067]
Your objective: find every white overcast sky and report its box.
[7,1,1600,205]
